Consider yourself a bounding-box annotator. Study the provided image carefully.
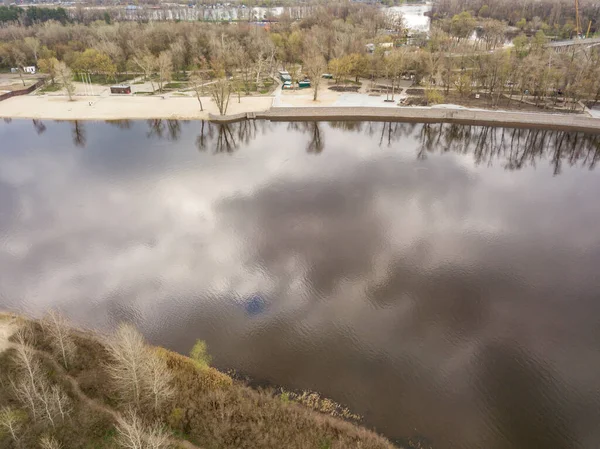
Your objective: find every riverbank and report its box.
[0,312,395,449]
[1,92,600,132]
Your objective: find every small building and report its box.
[278,70,292,83]
[298,80,311,89]
[23,66,36,74]
[110,85,132,94]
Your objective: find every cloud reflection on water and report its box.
[0,119,600,449]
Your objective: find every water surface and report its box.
[1,119,600,449]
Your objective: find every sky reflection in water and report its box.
[1,119,600,449]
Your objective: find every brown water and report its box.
[1,118,600,449]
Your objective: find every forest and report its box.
[432,0,600,35]
[0,0,599,113]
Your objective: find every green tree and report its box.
[56,61,75,101]
[450,11,476,41]
[478,5,490,18]
[73,49,116,82]
[512,34,530,58]
[190,340,212,368]
[38,57,59,84]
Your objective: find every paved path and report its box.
[212,106,600,133]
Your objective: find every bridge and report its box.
[546,36,600,50]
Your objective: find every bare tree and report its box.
[157,51,173,93]
[11,48,27,87]
[39,435,63,449]
[24,37,41,63]
[105,324,147,408]
[302,50,327,101]
[36,379,57,428]
[211,78,232,115]
[12,327,42,419]
[50,385,72,421]
[115,410,171,449]
[56,61,75,101]
[189,73,205,111]
[133,53,157,92]
[115,410,145,449]
[11,377,39,420]
[10,326,72,427]
[105,324,173,411]
[232,42,252,95]
[145,423,171,449]
[0,407,24,443]
[42,310,76,369]
[146,350,173,413]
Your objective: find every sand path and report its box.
[0,313,17,354]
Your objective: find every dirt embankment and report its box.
[0,313,17,354]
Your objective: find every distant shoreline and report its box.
[1,94,599,133]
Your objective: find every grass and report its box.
[74,73,133,85]
[133,91,154,95]
[164,82,187,89]
[172,72,190,82]
[38,83,62,93]
[0,316,396,449]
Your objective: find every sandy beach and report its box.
[0,93,274,121]
[0,79,599,133]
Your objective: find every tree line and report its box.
[432,0,600,38]
[1,1,600,113]
[0,6,70,26]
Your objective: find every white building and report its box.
[23,66,36,74]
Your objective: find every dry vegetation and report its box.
[0,312,395,449]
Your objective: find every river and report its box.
[1,119,600,449]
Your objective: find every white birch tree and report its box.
[42,310,76,369]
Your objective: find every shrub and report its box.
[189,340,211,369]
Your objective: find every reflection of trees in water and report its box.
[146,119,185,141]
[71,121,86,148]
[32,119,46,135]
[307,122,324,153]
[287,121,324,153]
[196,120,274,154]
[417,123,600,174]
[55,118,599,172]
[216,124,238,153]
[104,120,133,129]
[195,120,213,152]
[53,120,87,147]
[319,121,600,171]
